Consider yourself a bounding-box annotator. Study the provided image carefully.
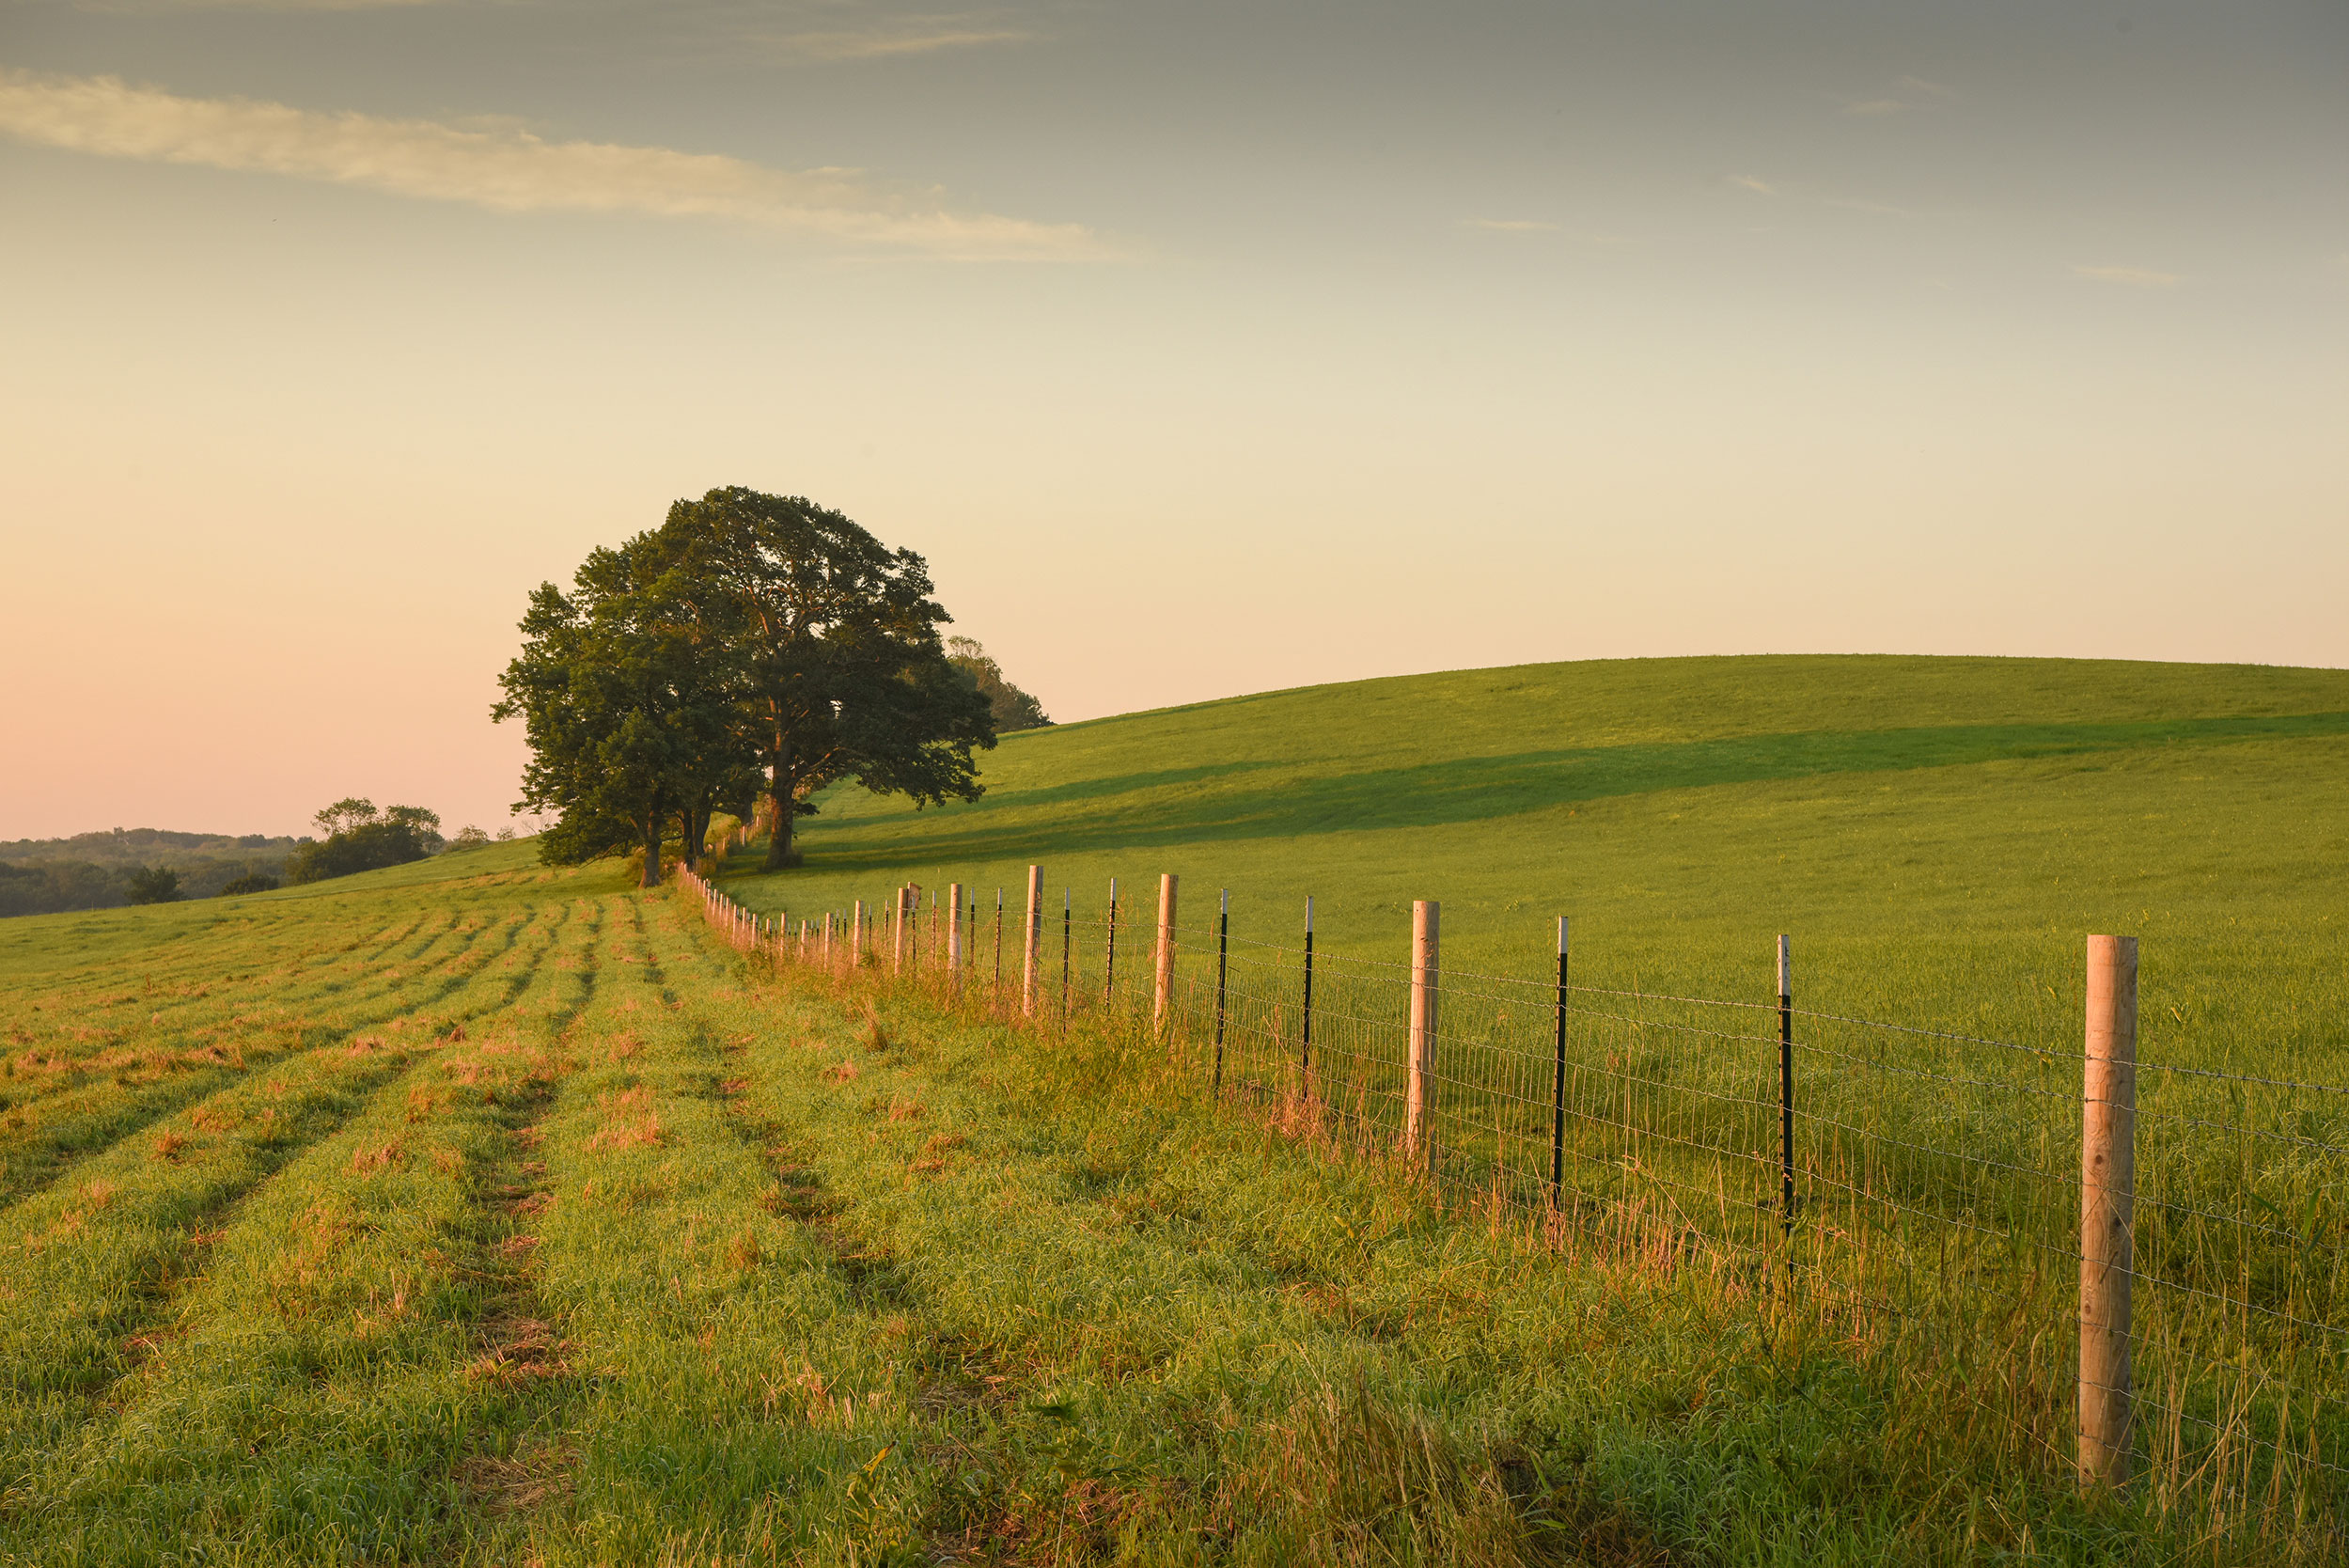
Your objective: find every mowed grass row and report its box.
[0,888,544,1211]
[0,872,598,1557]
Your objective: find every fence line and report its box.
[673,860,2347,1549]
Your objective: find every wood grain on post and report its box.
[2080,933,2138,1490]
[1153,873,1179,1029]
[947,883,965,985]
[1022,865,1044,1017]
[1405,901,1440,1157]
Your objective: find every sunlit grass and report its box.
[0,654,2342,1562]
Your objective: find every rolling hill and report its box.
[722,653,2349,1071]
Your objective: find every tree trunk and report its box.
[763,735,796,870]
[640,817,663,888]
[682,803,708,872]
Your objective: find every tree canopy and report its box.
[283,803,443,885]
[123,866,180,904]
[495,488,995,885]
[946,636,1052,732]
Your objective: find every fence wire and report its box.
[686,870,2349,1542]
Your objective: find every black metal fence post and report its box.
[1214,888,1229,1098]
[1777,933,1794,1234]
[1552,915,1569,1202]
[1104,877,1120,1004]
[1300,896,1315,1089]
[1060,888,1072,1031]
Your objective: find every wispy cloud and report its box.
[1727,174,1775,196]
[2073,264,2182,288]
[760,21,1032,61]
[1463,217,1559,233]
[0,68,1109,259]
[1842,76,1958,116]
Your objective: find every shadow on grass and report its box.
[783,710,2349,874]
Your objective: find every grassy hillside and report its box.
[1,654,2340,1563]
[727,654,2349,1072]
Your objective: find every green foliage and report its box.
[495,487,995,883]
[282,806,443,886]
[0,859,120,918]
[0,828,304,916]
[495,526,760,886]
[217,872,278,895]
[654,487,995,870]
[946,635,1050,731]
[311,797,379,838]
[445,825,494,853]
[121,866,180,904]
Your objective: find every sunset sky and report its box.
[2,1,2344,840]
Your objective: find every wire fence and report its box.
[680,866,2349,1553]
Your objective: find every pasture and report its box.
[0,652,2343,1563]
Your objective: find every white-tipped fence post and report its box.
[853,901,868,969]
[947,883,965,988]
[2081,933,2138,1489]
[1405,901,1439,1159]
[1021,865,1044,1018]
[1153,873,1179,1030]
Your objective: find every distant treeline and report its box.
[0,828,303,917]
[0,807,516,918]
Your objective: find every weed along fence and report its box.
[677,864,2348,1546]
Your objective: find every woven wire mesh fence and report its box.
[704,870,2349,1543]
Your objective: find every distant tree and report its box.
[219,872,278,895]
[945,636,1051,732]
[655,488,994,871]
[124,866,181,904]
[383,806,445,849]
[313,798,379,838]
[446,825,493,852]
[283,805,443,885]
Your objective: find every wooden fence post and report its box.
[947,883,965,987]
[1153,873,1179,1029]
[853,901,868,969]
[2080,933,2138,1490]
[1404,900,1439,1158]
[1021,865,1044,1017]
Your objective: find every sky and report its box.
[1,0,2343,840]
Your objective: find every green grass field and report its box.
[1,654,2343,1563]
[745,655,2349,1043]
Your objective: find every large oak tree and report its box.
[493,530,759,886]
[655,488,994,870]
